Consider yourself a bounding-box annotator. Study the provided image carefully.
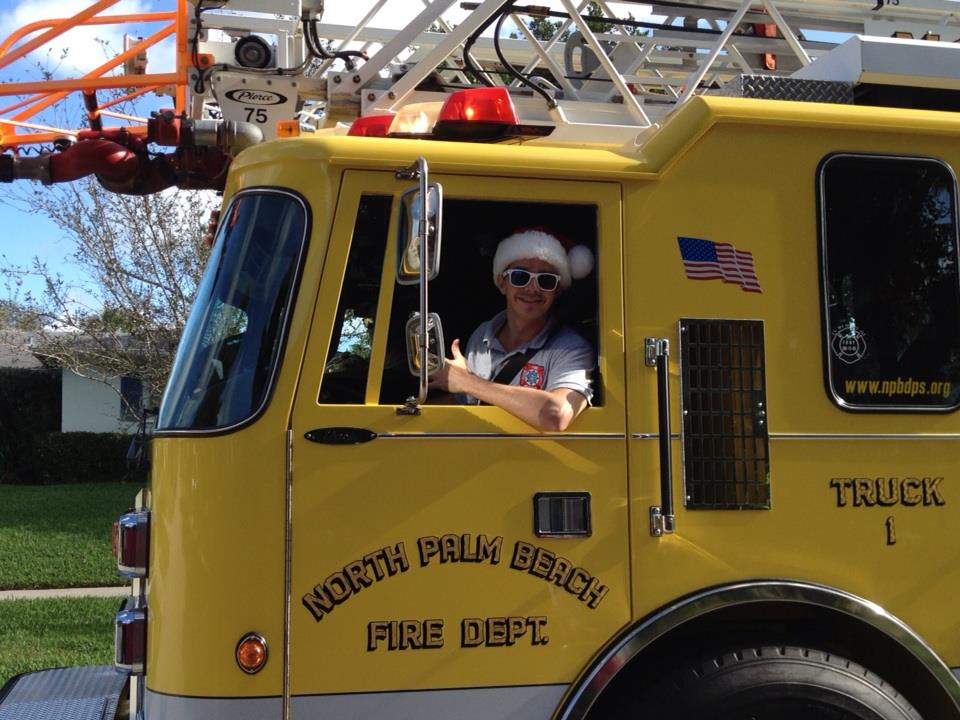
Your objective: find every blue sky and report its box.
[0,0,175,302]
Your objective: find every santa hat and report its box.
[492,227,594,290]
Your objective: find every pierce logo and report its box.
[224,89,287,106]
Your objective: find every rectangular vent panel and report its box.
[679,319,771,510]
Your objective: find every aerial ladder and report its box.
[1,0,959,193]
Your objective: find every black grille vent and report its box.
[679,319,770,510]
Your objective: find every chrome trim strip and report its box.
[283,429,293,720]
[634,432,960,440]
[555,580,960,720]
[770,433,960,440]
[144,689,280,720]
[376,432,624,440]
[144,684,567,720]
[293,684,566,719]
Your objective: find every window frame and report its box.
[817,152,960,414]
[308,170,623,436]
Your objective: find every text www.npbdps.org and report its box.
[844,377,952,398]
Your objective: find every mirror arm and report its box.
[417,157,429,406]
[398,155,431,415]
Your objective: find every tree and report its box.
[523,2,645,43]
[0,179,218,414]
[0,299,40,331]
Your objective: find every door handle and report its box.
[645,337,676,536]
[304,427,377,444]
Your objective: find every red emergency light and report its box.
[433,88,553,141]
[347,114,394,137]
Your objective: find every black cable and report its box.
[493,3,556,109]
[304,19,367,69]
[462,2,513,87]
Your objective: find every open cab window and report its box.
[317,180,607,417]
[158,190,308,431]
[819,154,960,411]
[380,199,601,407]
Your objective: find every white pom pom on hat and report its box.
[492,227,595,290]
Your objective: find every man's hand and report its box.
[428,338,471,394]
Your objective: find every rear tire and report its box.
[654,646,922,720]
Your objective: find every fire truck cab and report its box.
[3,1,960,718]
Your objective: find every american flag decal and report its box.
[677,237,762,293]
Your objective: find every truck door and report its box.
[287,170,629,717]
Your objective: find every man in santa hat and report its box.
[429,228,595,431]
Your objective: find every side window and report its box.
[120,376,143,422]
[379,199,600,406]
[820,154,960,411]
[158,191,308,431]
[319,195,391,404]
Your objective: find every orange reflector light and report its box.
[347,114,394,137]
[236,633,268,674]
[276,120,300,138]
[437,87,519,126]
[196,53,215,68]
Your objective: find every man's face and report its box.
[496,257,559,323]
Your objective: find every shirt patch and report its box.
[519,363,546,389]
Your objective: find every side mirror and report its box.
[405,312,445,376]
[397,183,443,285]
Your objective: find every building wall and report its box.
[61,370,138,434]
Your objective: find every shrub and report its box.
[26,432,147,485]
[0,369,60,483]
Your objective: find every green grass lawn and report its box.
[0,484,139,590]
[0,597,118,689]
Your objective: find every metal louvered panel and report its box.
[0,666,128,720]
[718,75,854,104]
[679,319,771,510]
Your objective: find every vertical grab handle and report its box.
[646,337,676,537]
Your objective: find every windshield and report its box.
[157,190,308,431]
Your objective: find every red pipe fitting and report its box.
[49,139,139,183]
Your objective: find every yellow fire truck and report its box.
[2,0,960,718]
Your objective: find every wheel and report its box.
[653,646,922,720]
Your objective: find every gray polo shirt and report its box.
[463,311,594,404]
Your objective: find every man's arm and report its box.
[428,339,588,431]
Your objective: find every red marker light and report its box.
[115,601,147,673]
[347,115,394,137]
